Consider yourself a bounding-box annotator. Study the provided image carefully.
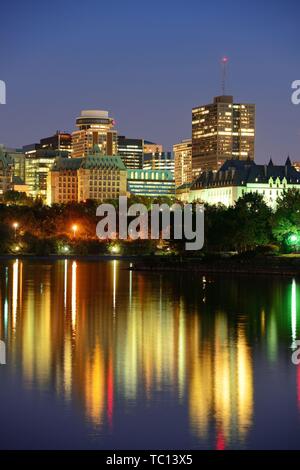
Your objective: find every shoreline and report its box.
[0,253,300,276]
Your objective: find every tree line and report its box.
[0,189,299,255]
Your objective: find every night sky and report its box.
[0,0,299,163]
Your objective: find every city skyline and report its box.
[2,1,300,460]
[0,0,299,163]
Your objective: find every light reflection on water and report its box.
[0,259,300,449]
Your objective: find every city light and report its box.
[287,233,300,246]
[72,224,78,238]
[12,222,19,239]
[110,244,120,254]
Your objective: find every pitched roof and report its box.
[0,147,13,168]
[81,155,126,170]
[51,154,126,172]
[52,157,82,171]
[191,158,300,190]
[176,182,192,191]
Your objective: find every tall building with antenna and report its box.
[191,59,255,175]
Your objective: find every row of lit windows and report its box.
[59,189,76,194]
[89,182,120,187]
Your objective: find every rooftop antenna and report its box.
[221,56,229,95]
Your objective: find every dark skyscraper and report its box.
[117,136,143,169]
[40,131,72,156]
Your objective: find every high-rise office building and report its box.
[192,95,255,175]
[21,131,71,199]
[173,138,192,188]
[72,110,117,158]
[117,136,143,169]
[23,144,65,200]
[40,131,72,156]
[143,152,174,175]
[143,140,163,154]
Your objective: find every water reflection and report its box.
[292,279,297,343]
[0,260,299,449]
[71,261,77,330]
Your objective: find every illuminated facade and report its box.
[1,147,26,181]
[179,157,300,209]
[293,161,300,172]
[12,176,29,195]
[173,138,192,188]
[143,152,174,175]
[47,149,127,205]
[117,136,143,169]
[78,155,127,202]
[40,131,72,156]
[24,147,62,200]
[72,110,117,158]
[192,95,255,175]
[143,140,163,154]
[127,169,175,197]
[47,158,79,204]
[0,148,13,198]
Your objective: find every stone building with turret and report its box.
[177,157,300,209]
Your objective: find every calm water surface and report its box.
[0,259,300,449]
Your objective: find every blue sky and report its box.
[0,0,299,163]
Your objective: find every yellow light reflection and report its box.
[12,259,19,330]
[129,270,132,307]
[237,323,253,441]
[85,343,105,425]
[178,300,186,400]
[64,259,68,310]
[188,313,253,447]
[113,260,117,311]
[71,261,77,329]
[64,331,72,400]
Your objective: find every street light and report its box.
[12,222,19,239]
[110,244,120,254]
[72,224,78,238]
[287,233,299,246]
